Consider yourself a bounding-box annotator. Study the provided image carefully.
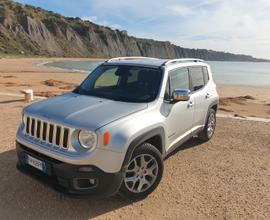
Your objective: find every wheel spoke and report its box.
[146,164,157,177]
[146,157,154,166]
[126,160,138,172]
[125,176,138,191]
[143,178,151,187]
[137,179,145,192]
[140,155,147,167]
[125,176,137,183]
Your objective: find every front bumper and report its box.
[16,141,124,196]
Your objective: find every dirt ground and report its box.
[0,95,269,220]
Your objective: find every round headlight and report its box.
[78,130,97,150]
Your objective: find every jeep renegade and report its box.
[16,57,219,199]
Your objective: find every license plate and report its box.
[25,154,46,173]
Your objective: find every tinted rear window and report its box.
[203,66,209,84]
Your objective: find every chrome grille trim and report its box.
[24,115,71,150]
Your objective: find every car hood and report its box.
[24,92,147,130]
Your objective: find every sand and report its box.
[0,95,269,219]
[0,57,269,118]
[0,58,270,219]
[217,85,270,118]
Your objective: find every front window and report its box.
[168,67,190,98]
[74,65,162,103]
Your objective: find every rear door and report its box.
[188,66,210,127]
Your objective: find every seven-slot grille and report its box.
[24,116,70,149]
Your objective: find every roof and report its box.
[103,57,205,68]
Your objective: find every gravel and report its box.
[0,96,269,220]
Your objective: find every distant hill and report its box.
[0,0,267,61]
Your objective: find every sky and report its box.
[15,0,270,59]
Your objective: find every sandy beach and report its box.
[0,57,270,219]
[0,57,269,118]
[0,95,270,219]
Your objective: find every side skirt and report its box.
[164,125,204,158]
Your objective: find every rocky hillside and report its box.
[0,0,267,61]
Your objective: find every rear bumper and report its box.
[16,141,124,196]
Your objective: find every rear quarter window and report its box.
[202,66,209,84]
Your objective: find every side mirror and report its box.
[173,89,190,102]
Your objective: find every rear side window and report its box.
[189,67,205,91]
[170,68,190,96]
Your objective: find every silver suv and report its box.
[16,57,219,199]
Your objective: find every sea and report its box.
[45,60,270,86]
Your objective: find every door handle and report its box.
[187,101,193,108]
[205,93,211,99]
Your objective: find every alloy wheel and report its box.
[124,154,159,193]
[207,112,216,138]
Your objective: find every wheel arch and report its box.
[121,127,165,171]
[204,99,219,125]
[209,99,219,111]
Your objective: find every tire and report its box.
[198,108,216,141]
[119,143,163,200]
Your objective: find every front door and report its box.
[162,67,194,150]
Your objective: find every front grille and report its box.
[24,116,71,149]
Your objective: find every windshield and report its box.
[74,65,162,103]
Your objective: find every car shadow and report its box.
[0,149,131,219]
[0,138,203,219]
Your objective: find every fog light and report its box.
[75,178,97,189]
[89,179,95,185]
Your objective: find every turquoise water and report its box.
[208,61,270,86]
[45,60,270,86]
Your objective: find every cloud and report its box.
[161,0,270,58]
[81,16,97,22]
[166,5,194,16]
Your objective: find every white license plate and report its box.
[25,154,46,173]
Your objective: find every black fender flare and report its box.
[204,99,219,124]
[121,127,165,171]
[209,99,219,111]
